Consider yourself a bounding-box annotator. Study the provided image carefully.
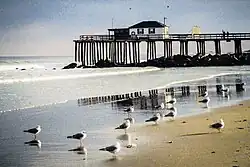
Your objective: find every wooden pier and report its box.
[73,33,250,66]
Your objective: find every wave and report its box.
[155,71,248,90]
[0,64,45,71]
[0,100,69,113]
[0,67,161,84]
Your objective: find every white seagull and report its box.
[23,125,41,139]
[209,119,225,132]
[67,131,87,146]
[154,102,165,110]
[124,106,134,117]
[115,120,131,134]
[99,142,121,157]
[164,107,177,120]
[166,98,177,105]
[145,113,161,124]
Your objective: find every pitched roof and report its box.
[129,21,165,29]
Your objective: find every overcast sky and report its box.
[0,0,249,56]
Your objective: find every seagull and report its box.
[67,131,87,146]
[115,120,131,134]
[166,98,177,105]
[199,91,208,98]
[154,102,165,110]
[209,119,225,132]
[23,125,41,139]
[124,106,134,117]
[145,113,161,124]
[164,107,177,120]
[99,142,121,157]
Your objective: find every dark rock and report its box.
[62,63,77,69]
[211,151,215,153]
[16,68,19,70]
[237,127,244,129]
[182,121,187,124]
[168,141,173,143]
[77,65,84,68]
[95,59,116,68]
[52,68,56,70]
[20,68,26,71]
[243,119,247,122]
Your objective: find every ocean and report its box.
[0,56,250,167]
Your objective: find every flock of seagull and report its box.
[22,85,229,158]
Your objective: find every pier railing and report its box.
[78,33,250,41]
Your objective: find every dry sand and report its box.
[104,101,250,167]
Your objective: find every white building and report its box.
[128,21,169,39]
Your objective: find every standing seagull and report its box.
[23,125,41,139]
[154,102,165,110]
[67,131,87,147]
[166,98,177,105]
[99,142,121,157]
[124,106,134,117]
[209,119,225,132]
[145,113,161,124]
[115,120,131,134]
[164,107,177,120]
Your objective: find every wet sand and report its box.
[105,100,250,167]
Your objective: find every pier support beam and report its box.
[147,41,157,60]
[163,40,173,58]
[234,39,242,56]
[196,40,206,55]
[214,40,221,55]
[179,40,188,56]
[74,41,78,62]
[78,41,81,63]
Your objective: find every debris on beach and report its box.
[211,151,215,154]
[168,141,173,144]
[182,121,187,124]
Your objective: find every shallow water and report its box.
[0,73,250,167]
[1,56,250,166]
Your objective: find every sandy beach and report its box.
[104,100,250,167]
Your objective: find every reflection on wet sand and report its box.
[24,139,42,148]
[116,133,137,149]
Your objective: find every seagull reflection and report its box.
[68,146,88,159]
[24,139,41,148]
[116,133,137,148]
[117,133,129,141]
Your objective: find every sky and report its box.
[0,0,250,56]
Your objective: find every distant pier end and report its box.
[73,20,250,67]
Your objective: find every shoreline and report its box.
[104,100,250,167]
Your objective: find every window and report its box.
[137,28,144,34]
[149,28,155,34]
